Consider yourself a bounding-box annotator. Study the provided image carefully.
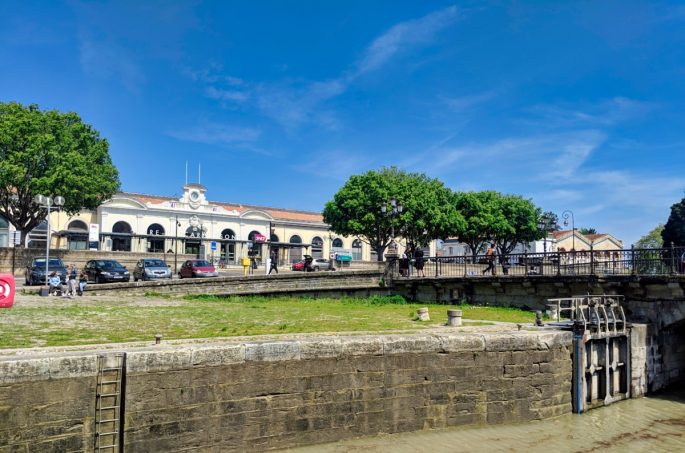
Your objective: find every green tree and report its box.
[323,167,464,261]
[635,224,664,249]
[540,211,560,231]
[491,193,543,256]
[579,227,597,235]
[452,190,502,258]
[662,196,685,246]
[0,102,120,245]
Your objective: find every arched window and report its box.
[332,238,343,249]
[111,221,132,251]
[220,229,236,264]
[249,230,265,259]
[0,215,8,248]
[147,223,165,253]
[289,235,302,262]
[67,220,88,250]
[352,239,362,260]
[27,220,47,248]
[270,233,279,243]
[184,225,203,255]
[311,236,323,259]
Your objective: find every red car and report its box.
[178,259,219,278]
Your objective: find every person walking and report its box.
[482,243,497,275]
[414,248,425,277]
[268,249,279,275]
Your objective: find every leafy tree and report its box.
[540,211,560,231]
[323,167,464,261]
[0,102,120,245]
[491,193,543,256]
[662,196,685,246]
[579,227,597,235]
[452,191,502,258]
[635,224,664,249]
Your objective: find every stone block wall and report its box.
[0,330,573,452]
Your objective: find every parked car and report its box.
[25,257,67,285]
[291,260,305,271]
[178,259,218,278]
[311,258,332,271]
[84,259,130,283]
[133,258,172,281]
[291,255,329,272]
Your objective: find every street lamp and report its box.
[381,196,403,241]
[34,194,65,285]
[537,215,551,254]
[562,210,575,251]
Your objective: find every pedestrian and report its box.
[78,271,88,296]
[482,243,497,275]
[65,264,77,298]
[48,272,62,296]
[414,248,425,277]
[268,249,279,275]
[399,251,409,277]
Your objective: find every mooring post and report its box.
[447,309,462,326]
[417,307,430,321]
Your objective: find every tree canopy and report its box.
[579,227,597,235]
[322,167,464,260]
[451,190,501,257]
[662,196,685,247]
[635,224,664,249]
[491,193,544,256]
[0,102,120,244]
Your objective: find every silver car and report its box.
[133,258,172,281]
[311,258,333,271]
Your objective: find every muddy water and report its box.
[283,387,685,453]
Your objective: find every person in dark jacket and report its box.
[414,248,425,277]
[268,250,279,275]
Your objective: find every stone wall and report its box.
[0,330,573,452]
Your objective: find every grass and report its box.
[0,295,536,349]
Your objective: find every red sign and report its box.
[0,273,15,308]
[254,233,267,243]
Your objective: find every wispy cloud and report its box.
[523,97,653,129]
[444,90,498,111]
[167,123,261,146]
[355,5,459,75]
[189,5,462,131]
[292,149,376,181]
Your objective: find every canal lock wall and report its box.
[1,330,580,452]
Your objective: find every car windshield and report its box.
[144,260,166,267]
[194,260,211,267]
[34,259,63,267]
[97,260,121,269]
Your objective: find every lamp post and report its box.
[381,196,403,259]
[537,215,552,254]
[562,210,575,251]
[174,216,181,274]
[33,194,65,285]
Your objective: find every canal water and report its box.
[283,386,685,453]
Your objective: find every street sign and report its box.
[210,241,217,251]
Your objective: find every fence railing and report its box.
[390,246,685,278]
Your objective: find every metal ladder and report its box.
[95,353,126,452]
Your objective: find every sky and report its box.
[1,1,684,246]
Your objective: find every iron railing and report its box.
[390,245,685,278]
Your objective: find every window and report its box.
[289,235,302,262]
[27,220,47,248]
[0,215,8,248]
[147,223,165,253]
[332,238,343,249]
[184,226,202,255]
[67,220,88,250]
[270,233,279,242]
[220,229,236,264]
[248,230,264,258]
[111,221,132,251]
[311,236,323,259]
[352,239,362,260]
[220,229,236,240]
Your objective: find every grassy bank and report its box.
[0,294,536,349]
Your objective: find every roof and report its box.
[118,192,325,224]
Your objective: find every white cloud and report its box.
[444,90,498,111]
[523,97,653,130]
[355,6,459,75]
[205,87,249,103]
[167,124,261,146]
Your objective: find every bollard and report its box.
[535,311,544,327]
[0,273,15,308]
[155,334,163,345]
[447,309,462,327]
[417,307,430,321]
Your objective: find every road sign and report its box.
[210,241,217,251]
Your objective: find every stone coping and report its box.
[0,328,573,384]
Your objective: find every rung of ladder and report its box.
[97,406,120,411]
[98,392,120,397]
[98,380,121,385]
[96,443,117,449]
[97,418,119,423]
[100,367,122,372]
[96,431,119,436]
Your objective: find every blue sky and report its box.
[2,1,684,245]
